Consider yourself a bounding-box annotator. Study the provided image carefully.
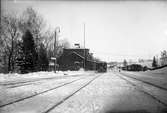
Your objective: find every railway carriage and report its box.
[96,62,107,72]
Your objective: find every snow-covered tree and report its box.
[161,50,167,58]
[17,30,38,73]
[1,13,21,72]
[152,56,157,68]
[37,43,49,71]
[123,59,127,67]
[160,50,167,66]
[19,7,45,47]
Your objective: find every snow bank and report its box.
[0,69,87,83]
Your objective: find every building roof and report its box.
[64,48,89,50]
[68,51,85,59]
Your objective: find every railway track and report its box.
[0,74,88,88]
[114,72,167,107]
[0,74,100,110]
[0,76,86,108]
[120,72,167,91]
[41,74,101,113]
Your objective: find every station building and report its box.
[57,48,96,71]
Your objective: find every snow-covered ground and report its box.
[0,69,88,83]
[0,75,96,113]
[122,67,167,89]
[0,69,167,113]
[0,70,95,113]
[149,67,167,74]
[49,73,166,113]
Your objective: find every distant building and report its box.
[160,56,167,66]
[126,64,143,71]
[160,50,167,66]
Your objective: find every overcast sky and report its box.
[2,0,167,62]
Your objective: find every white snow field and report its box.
[0,68,167,113]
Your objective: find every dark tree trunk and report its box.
[8,54,11,72]
[8,36,14,73]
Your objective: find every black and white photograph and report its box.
[0,0,167,113]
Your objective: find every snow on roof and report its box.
[68,51,85,59]
[64,48,89,50]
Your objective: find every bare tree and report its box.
[59,38,71,49]
[54,38,71,58]
[1,7,72,73]
[1,13,21,72]
[161,50,167,58]
[1,7,46,72]
[43,29,71,59]
[19,7,46,47]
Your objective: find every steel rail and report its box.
[0,76,88,108]
[115,72,167,107]
[41,74,101,113]
[120,72,167,91]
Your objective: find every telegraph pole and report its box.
[54,27,60,58]
[53,27,60,72]
[83,23,86,70]
[54,30,57,57]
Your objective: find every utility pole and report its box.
[83,23,86,70]
[54,27,60,58]
[54,30,57,57]
[53,27,60,72]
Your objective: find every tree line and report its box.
[0,7,70,73]
[122,50,167,70]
